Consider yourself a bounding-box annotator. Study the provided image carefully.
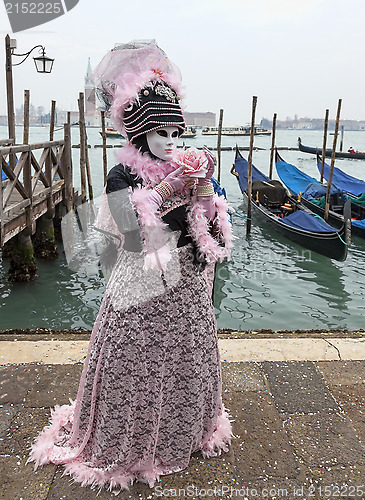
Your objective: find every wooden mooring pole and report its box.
[217,109,224,184]
[320,109,329,183]
[324,99,342,221]
[246,96,258,236]
[101,110,108,185]
[340,125,344,152]
[78,92,93,201]
[78,93,87,203]
[23,90,30,144]
[50,100,56,141]
[269,112,277,179]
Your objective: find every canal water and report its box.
[1,125,365,331]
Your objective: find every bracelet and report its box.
[197,184,215,197]
[154,181,174,201]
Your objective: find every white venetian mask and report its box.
[146,126,179,161]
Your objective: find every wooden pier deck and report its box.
[0,124,72,247]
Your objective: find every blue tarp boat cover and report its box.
[276,160,341,199]
[352,218,365,230]
[235,156,269,192]
[317,160,365,197]
[276,160,317,196]
[211,177,227,198]
[2,170,7,181]
[280,210,337,233]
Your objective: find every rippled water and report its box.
[1,125,365,331]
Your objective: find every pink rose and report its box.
[174,148,208,178]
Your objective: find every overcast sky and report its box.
[1,0,364,126]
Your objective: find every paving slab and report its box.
[0,453,56,500]
[223,391,302,481]
[304,464,365,494]
[23,363,83,408]
[284,413,365,468]
[0,407,50,456]
[0,365,35,404]
[153,452,235,500]
[315,360,365,386]
[227,478,311,500]
[0,404,19,434]
[221,362,267,393]
[260,361,339,414]
[330,384,365,444]
[47,465,147,499]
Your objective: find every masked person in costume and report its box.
[29,40,234,493]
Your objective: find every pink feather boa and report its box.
[116,142,177,186]
[129,186,170,258]
[187,194,234,264]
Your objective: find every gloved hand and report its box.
[139,166,192,215]
[195,146,216,220]
[198,146,215,186]
[164,166,191,193]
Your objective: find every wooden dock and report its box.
[0,124,72,247]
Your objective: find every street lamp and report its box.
[5,34,55,144]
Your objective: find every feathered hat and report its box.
[91,40,185,142]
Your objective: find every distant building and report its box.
[184,112,216,127]
[266,116,365,131]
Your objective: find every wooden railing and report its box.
[0,123,72,246]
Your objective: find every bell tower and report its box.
[85,57,96,115]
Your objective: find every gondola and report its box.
[316,154,365,236]
[232,148,350,261]
[275,151,365,239]
[298,137,365,160]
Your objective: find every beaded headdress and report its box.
[91,40,185,142]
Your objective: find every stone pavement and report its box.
[0,331,364,500]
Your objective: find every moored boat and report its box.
[275,151,365,239]
[181,126,197,138]
[316,155,365,236]
[202,126,271,136]
[232,148,350,261]
[298,137,365,160]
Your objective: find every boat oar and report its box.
[269,112,277,179]
[324,99,342,221]
[343,198,352,247]
[217,108,224,184]
[246,96,257,235]
[320,108,329,183]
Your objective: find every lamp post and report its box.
[5,34,55,145]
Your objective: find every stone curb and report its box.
[1,337,364,364]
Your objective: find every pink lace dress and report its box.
[29,178,233,493]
